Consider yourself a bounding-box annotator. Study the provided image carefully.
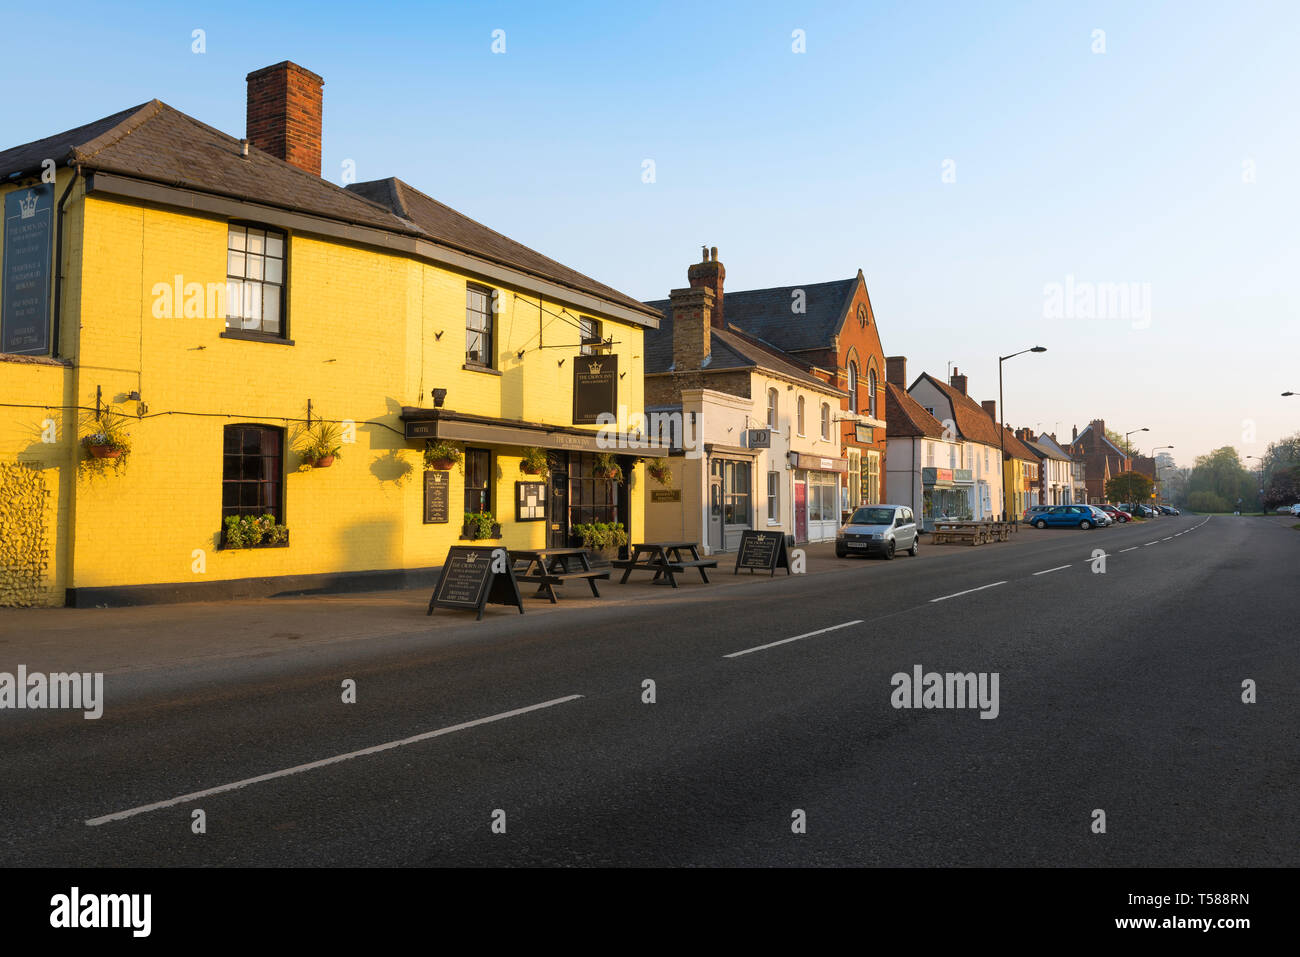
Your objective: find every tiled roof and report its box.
[643,299,841,392]
[348,178,657,317]
[1029,435,1075,462]
[911,372,1003,447]
[885,382,946,438]
[715,278,860,353]
[1001,426,1039,463]
[0,101,656,319]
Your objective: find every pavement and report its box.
[1,512,1296,866]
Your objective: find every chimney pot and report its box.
[982,399,998,422]
[949,368,968,395]
[687,247,725,329]
[669,286,714,373]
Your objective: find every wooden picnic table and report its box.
[509,547,610,603]
[931,520,1015,545]
[611,541,718,588]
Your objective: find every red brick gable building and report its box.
[1069,419,1131,503]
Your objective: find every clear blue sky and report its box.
[7,0,1298,464]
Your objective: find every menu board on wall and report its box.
[2,185,54,355]
[423,470,449,524]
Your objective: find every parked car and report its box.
[1086,505,1113,526]
[1022,504,1054,523]
[1157,505,1180,515]
[836,504,919,560]
[1096,504,1131,523]
[1030,505,1100,529]
[1120,503,1155,518]
[1291,504,1300,517]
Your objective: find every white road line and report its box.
[1120,546,1138,553]
[929,581,1007,603]
[1033,565,1071,576]
[85,694,584,826]
[1144,541,1159,546]
[725,619,864,659]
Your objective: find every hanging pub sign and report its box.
[734,529,792,576]
[746,428,771,449]
[572,354,617,425]
[427,546,525,620]
[423,469,449,524]
[2,185,55,355]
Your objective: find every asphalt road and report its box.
[2,513,1296,866]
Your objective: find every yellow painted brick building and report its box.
[0,62,660,606]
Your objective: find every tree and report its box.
[1188,447,1254,510]
[1106,470,1154,503]
[1262,465,1300,509]
[1260,432,1300,483]
[1105,429,1138,456]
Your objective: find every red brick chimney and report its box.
[687,246,725,329]
[982,400,998,423]
[670,286,714,372]
[246,61,324,175]
[949,367,968,395]
[886,355,907,387]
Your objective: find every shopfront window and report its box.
[807,470,838,522]
[569,452,619,526]
[865,452,881,504]
[722,460,751,525]
[848,449,861,508]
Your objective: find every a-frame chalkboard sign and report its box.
[733,529,792,576]
[427,546,525,620]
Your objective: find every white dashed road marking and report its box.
[725,620,864,659]
[86,694,585,825]
[930,581,1007,603]
[1033,565,1071,576]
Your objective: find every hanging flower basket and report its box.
[88,444,123,460]
[647,462,673,487]
[519,446,549,475]
[313,455,336,469]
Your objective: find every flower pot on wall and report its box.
[430,459,455,471]
[88,445,122,460]
[313,455,335,468]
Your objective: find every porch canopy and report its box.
[400,407,669,456]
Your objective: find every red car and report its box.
[1096,504,1131,523]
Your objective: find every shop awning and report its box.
[399,407,669,456]
[789,452,848,474]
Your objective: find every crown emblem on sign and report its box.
[19,190,38,219]
[587,361,603,375]
[465,552,478,562]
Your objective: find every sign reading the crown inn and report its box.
[1,185,54,355]
[572,354,618,425]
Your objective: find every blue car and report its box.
[1030,505,1099,529]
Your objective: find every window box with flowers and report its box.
[461,511,502,541]
[219,514,290,550]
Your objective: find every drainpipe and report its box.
[51,162,81,357]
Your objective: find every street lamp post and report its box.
[998,346,1047,521]
[1124,427,1149,458]
[1246,454,1265,511]
[1152,445,1173,505]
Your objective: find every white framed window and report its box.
[868,368,878,418]
[926,441,935,467]
[796,396,805,435]
[767,388,778,430]
[767,470,780,522]
[848,362,859,413]
[865,452,881,504]
[226,224,286,335]
[848,449,862,508]
[820,403,830,441]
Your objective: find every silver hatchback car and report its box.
[836,504,919,560]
